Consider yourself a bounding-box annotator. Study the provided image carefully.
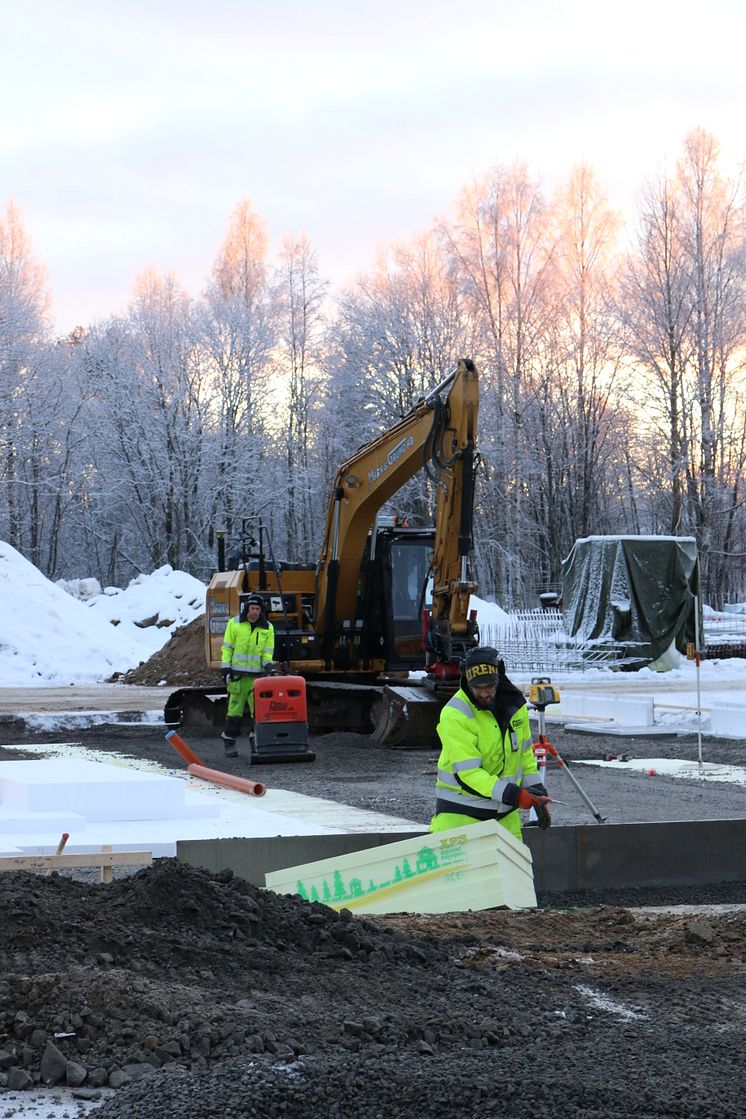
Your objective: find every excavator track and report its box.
[165,681,382,737]
[304,681,382,736]
[164,679,453,747]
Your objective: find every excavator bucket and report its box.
[370,684,443,749]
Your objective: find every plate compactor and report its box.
[251,674,316,765]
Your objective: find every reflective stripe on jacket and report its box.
[221,616,275,675]
[434,688,538,819]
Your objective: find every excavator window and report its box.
[387,537,433,665]
[391,542,430,621]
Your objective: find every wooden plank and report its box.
[100,844,113,884]
[0,851,152,873]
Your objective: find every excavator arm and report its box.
[314,358,480,673]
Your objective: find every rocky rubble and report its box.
[119,617,214,687]
[1,859,745,1117]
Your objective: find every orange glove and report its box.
[517,787,552,829]
[517,787,551,812]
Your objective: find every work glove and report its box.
[220,666,232,685]
[516,787,552,813]
[523,781,552,828]
[501,781,545,807]
[262,661,280,676]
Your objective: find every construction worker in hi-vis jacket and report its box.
[430,646,551,841]
[219,592,276,758]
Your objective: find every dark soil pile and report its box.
[1,859,745,1117]
[120,617,215,687]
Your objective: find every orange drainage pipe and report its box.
[165,730,266,796]
[165,729,204,767]
[186,763,266,798]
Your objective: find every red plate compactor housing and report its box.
[252,675,316,764]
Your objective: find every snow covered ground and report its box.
[0,539,744,738]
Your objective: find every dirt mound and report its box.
[1,859,440,978]
[121,616,216,687]
[1,859,745,1116]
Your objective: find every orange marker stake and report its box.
[46,832,70,876]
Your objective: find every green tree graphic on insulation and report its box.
[333,870,345,900]
[291,841,464,906]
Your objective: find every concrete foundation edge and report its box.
[176,819,746,895]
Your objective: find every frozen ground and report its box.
[2,543,746,1117]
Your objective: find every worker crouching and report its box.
[430,646,551,840]
[220,593,276,758]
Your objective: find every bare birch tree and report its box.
[273,234,329,560]
[618,171,693,533]
[0,201,52,550]
[200,199,276,557]
[332,230,468,526]
[79,272,208,577]
[443,164,555,605]
[550,165,625,547]
[677,129,746,601]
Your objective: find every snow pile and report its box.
[0,542,205,687]
[469,594,509,623]
[55,576,103,600]
[84,564,205,631]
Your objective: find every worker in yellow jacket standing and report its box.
[220,592,276,758]
[430,646,551,841]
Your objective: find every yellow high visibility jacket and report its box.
[221,616,275,675]
[433,688,541,824]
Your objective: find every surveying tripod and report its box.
[529,677,607,824]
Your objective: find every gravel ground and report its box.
[1,719,745,1117]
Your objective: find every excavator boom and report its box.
[315,358,479,674]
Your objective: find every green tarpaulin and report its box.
[561,536,700,665]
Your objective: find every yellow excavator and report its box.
[164,358,481,746]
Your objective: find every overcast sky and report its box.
[2,0,744,335]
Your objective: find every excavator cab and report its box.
[357,525,434,671]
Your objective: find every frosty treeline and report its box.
[1,129,745,608]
